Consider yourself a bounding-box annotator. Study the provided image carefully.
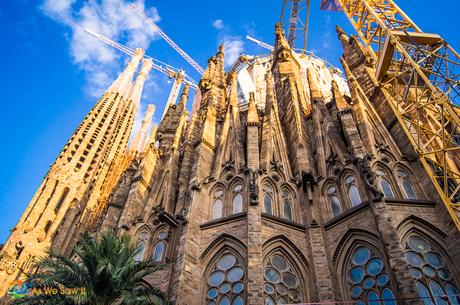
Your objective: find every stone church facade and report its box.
[1,24,460,305]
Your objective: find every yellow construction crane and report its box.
[283,0,460,230]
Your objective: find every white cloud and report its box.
[212,19,224,30]
[212,19,245,68]
[322,15,332,49]
[41,0,161,97]
[223,38,244,68]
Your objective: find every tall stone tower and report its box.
[0,49,154,294]
[2,22,460,305]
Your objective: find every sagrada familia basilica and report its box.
[1,22,459,305]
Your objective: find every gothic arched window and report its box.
[212,188,224,220]
[232,184,243,214]
[282,191,293,221]
[152,230,168,262]
[327,185,342,217]
[397,170,418,200]
[263,184,274,215]
[205,253,245,305]
[135,242,145,263]
[134,230,150,262]
[376,169,395,199]
[345,175,362,207]
[404,234,460,305]
[263,253,302,305]
[346,246,396,305]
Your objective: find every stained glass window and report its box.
[152,230,168,262]
[232,184,243,214]
[327,186,342,217]
[345,175,362,207]
[376,169,395,199]
[134,241,145,262]
[397,170,418,200]
[263,253,302,305]
[282,191,293,221]
[346,246,396,304]
[404,235,460,305]
[263,184,274,215]
[402,179,417,200]
[205,253,245,305]
[134,230,150,262]
[212,188,224,219]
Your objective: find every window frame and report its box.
[403,233,460,305]
[326,185,342,218]
[280,189,295,222]
[230,182,244,215]
[211,187,225,220]
[204,251,246,305]
[263,183,276,216]
[396,170,418,200]
[344,174,362,208]
[151,228,168,263]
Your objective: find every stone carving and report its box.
[247,169,259,205]
[354,154,384,201]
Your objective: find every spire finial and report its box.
[331,80,349,111]
[247,92,259,124]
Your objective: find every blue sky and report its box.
[0,0,458,243]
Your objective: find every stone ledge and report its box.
[324,201,370,230]
[199,212,247,230]
[384,198,436,207]
[261,213,306,231]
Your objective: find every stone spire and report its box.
[274,22,292,53]
[199,56,217,92]
[109,48,144,96]
[307,68,323,101]
[332,80,349,111]
[177,84,190,113]
[336,25,349,47]
[228,72,238,107]
[215,44,226,87]
[128,58,153,107]
[247,92,259,124]
[130,104,156,152]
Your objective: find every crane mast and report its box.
[131,4,205,75]
[280,0,311,52]
[325,0,460,229]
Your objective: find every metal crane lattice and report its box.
[322,0,460,229]
[130,4,205,75]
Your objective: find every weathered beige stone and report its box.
[2,23,460,305]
